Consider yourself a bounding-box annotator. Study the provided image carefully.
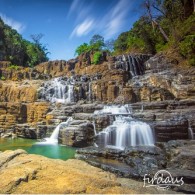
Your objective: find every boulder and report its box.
[58,120,94,147]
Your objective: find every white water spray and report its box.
[41,117,73,144]
[95,105,155,149]
[39,77,74,103]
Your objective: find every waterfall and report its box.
[188,120,194,140]
[94,104,131,115]
[67,84,74,102]
[38,77,74,103]
[101,116,154,149]
[141,104,144,112]
[95,105,155,149]
[42,117,73,144]
[92,121,97,135]
[88,82,92,102]
[115,54,150,77]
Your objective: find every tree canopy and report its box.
[113,0,195,65]
[75,34,105,56]
[0,18,49,67]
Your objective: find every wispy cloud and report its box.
[67,0,92,21]
[69,0,132,39]
[70,18,94,38]
[68,0,95,38]
[102,0,131,39]
[67,0,81,18]
[0,13,25,33]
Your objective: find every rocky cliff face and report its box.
[0,52,194,142]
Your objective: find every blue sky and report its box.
[0,0,144,60]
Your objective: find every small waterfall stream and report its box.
[94,104,131,115]
[95,105,155,149]
[88,82,92,102]
[40,117,73,144]
[188,120,194,140]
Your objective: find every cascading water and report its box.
[94,104,131,115]
[41,117,73,144]
[92,121,97,135]
[100,116,154,149]
[115,54,150,77]
[188,120,194,140]
[88,82,92,102]
[95,105,155,149]
[38,77,74,103]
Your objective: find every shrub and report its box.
[8,64,19,70]
[92,51,102,65]
[75,43,90,56]
[0,76,5,80]
[179,35,195,66]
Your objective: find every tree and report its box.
[194,0,195,12]
[0,18,5,60]
[104,39,115,52]
[75,43,90,56]
[89,34,104,51]
[90,34,104,45]
[75,34,105,56]
[0,18,49,67]
[114,32,129,53]
[144,0,169,42]
[30,33,44,45]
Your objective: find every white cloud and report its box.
[102,0,131,39]
[69,0,131,39]
[67,0,94,23]
[0,13,25,33]
[70,18,94,38]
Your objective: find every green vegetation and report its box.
[75,34,105,56]
[75,0,194,66]
[89,34,104,51]
[0,18,49,67]
[179,35,195,66]
[0,76,5,80]
[75,34,115,65]
[8,64,19,70]
[114,0,195,66]
[75,43,90,56]
[92,51,102,64]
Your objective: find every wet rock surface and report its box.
[76,146,164,179]
[76,140,195,193]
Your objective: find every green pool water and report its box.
[0,138,76,160]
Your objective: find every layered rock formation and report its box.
[59,120,94,147]
[0,101,50,138]
[0,52,194,142]
[0,51,195,193]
